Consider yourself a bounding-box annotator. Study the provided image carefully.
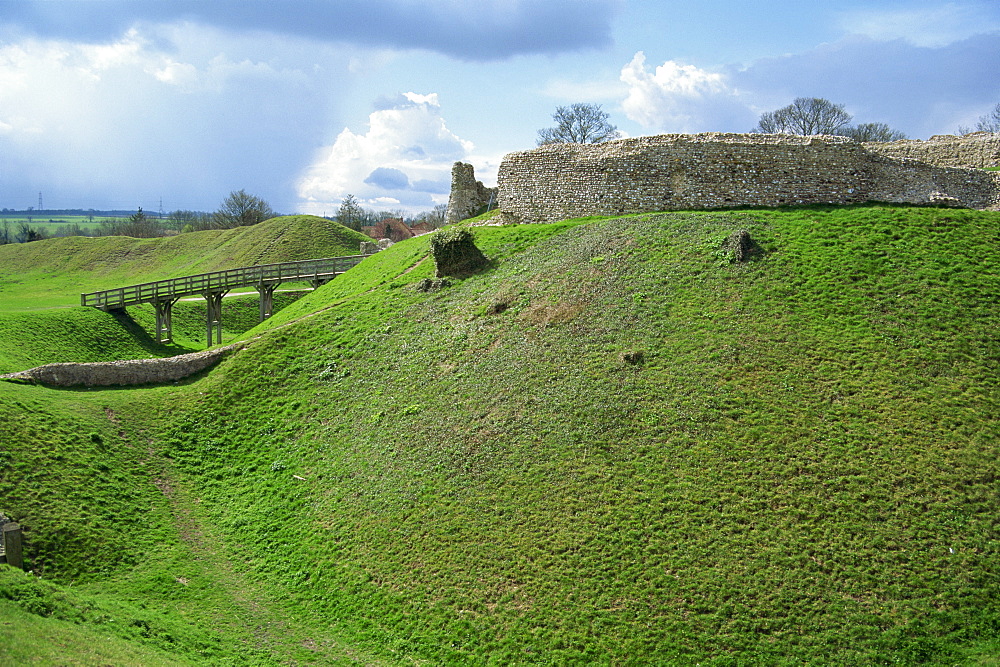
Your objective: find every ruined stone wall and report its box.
[866,156,999,209]
[495,133,1000,224]
[0,344,240,387]
[865,132,1000,169]
[445,162,497,225]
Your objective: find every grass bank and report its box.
[2,205,1000,664]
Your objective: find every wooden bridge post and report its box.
[256,283,277,322]
[204,290,229,346]
[309,276,331,290]
[153,297,179,343]
[2,522,23,570]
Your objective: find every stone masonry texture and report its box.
[865,132,1000,169]
[446,162,498,225]
[0,344,240,387]
[494,133,1000,225]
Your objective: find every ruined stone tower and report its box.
[445,162,497,225]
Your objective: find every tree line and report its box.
[536,99,1000,146]
[335,194,447,232]
[1,188,450,244]
[0,189,277,244]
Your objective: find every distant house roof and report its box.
[364,218,414,243]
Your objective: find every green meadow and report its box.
[2,206,1000,664]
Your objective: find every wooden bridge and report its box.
[81,254,371,346]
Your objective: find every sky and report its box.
[0,0,997,216]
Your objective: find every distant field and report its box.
[0,215,118,223]
[0,215,127,236]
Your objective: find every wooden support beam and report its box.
[309,276,331,290]
[203,290,229,346]
[256,282,278,322]
[153,297,179,343]
[2,523,23,570]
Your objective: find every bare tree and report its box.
[413,203,448,230]
[166,209,204,232]
[837,122,907,142]
[752,97,853,135]
[97,208,163,238]
[962,103,1000,134]
[537,103,622,146]
[214,189,275,228]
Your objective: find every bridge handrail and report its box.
[81,254,368,310]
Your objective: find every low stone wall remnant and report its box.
[0,344,241,387]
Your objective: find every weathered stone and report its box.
[445,162,498,225]
[723,229,757,263]
[492,133,1000,224]
[865,132,1000,169]
[0,344,241,387]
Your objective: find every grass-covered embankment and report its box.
[0,214,368,311]
[2,205,1000,664]
[0,215,368,371]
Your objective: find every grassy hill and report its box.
[2,206,1000,664]
[0,215,369,371]
[0,214,369,310]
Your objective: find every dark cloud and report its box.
[364,167,411,190]
[7,0,618,61]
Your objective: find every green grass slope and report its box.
[0,214,369,310]
[0,215,368,371]
[0,308,180,374]
[3,206,1000,664]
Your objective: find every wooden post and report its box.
[203,291,228,346]
[256,282,277,322]
[2,523,23,570]
[154,297,178,343]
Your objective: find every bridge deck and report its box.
[81,255,368,310]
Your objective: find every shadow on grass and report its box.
[109,309,197,357]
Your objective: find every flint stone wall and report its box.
[0,344,240,387]
[495,133,1000,224]
[865,132,1000,169]
[446,162,497,225]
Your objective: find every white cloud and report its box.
[615,29,1000,139]
[543,77,627,102]
[0,26,341,210]
[296,92,477,215]
[619,51,751,132]
[838,3,1000,48]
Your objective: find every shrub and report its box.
[429,227,490,277]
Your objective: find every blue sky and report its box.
[0,0,997,215]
